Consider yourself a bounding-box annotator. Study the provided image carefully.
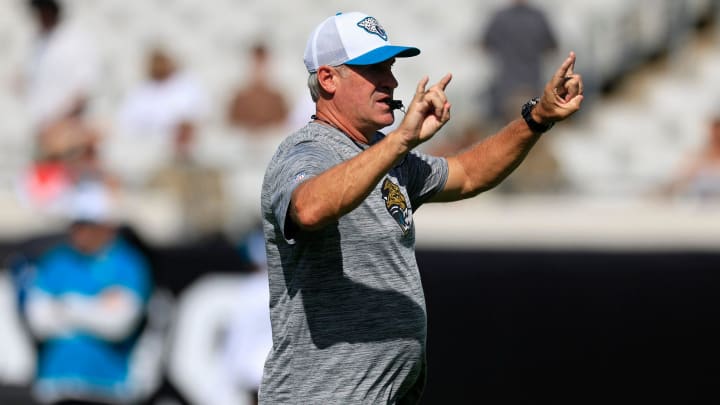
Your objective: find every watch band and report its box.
[521,97,554,134]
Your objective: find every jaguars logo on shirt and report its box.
[357,17,388,41]
[382,178,412,235]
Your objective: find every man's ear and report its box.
[317,65,339,95]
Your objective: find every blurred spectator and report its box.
[17,0,109,212]
[35,115,101,170]
[148,129,227,242]
[218,227,271,405]
[226,43,289,132]
[667,115,720,199]
[117,46,209,159]
[19,182,153,405]
[23,0,100,130]
[17,155,72,212]
[479,0,562,193]
[481,0,557,125]
[17,113,118,215]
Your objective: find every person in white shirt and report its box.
[24,0,100,130]
[117,47,209,156]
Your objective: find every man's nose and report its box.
[380,72,398,90]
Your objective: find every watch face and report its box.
[522,97,552,133]
[522,99,537,115]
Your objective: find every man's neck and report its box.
[312,109,374,145]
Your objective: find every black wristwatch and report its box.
[521,97,554,134]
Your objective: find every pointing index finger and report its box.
[436,73,453,91]
[553,52,576,84]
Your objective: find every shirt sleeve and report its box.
[268,140,338,242]
[535,10,557,50]
[405,151,449,210]
[67,240,151,341]
[25,289,72,339]
[482,13,501,50]
[32,247,69,295]
[112,240,153,303]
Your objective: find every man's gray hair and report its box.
[307,72,321,103]
[307,65,347,103]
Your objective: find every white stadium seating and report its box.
[0,0,718,243]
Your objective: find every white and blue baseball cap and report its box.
[304,11,420,73]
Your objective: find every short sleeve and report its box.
[33,247,70,295]
[113,241,153,302]
[267,140,339,242]
[405,151,449,210]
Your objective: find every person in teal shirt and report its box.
[23,183,153,405]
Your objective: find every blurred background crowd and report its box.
[1,0,720,404]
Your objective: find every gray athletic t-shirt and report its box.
[259,123,448,404]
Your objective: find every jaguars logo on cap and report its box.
[357,16,388,41]
[381,178,412,235]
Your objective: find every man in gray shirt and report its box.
[260,11,583,404]
[482,0,558,124]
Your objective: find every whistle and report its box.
[387,100,405,113]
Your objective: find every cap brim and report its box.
[345,45,420,66]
